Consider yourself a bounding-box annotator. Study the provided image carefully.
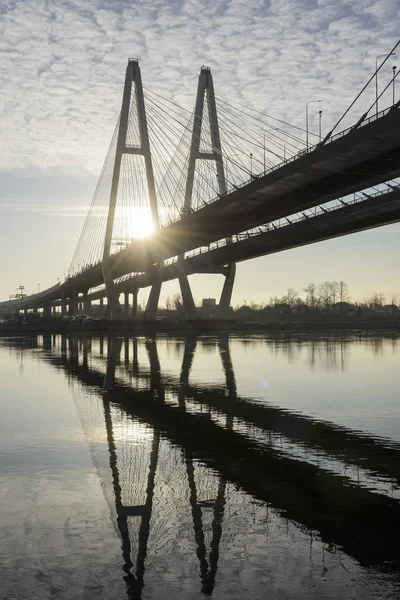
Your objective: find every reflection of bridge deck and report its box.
[53,334,400,485]
[34,334,400,574]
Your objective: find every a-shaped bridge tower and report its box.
[101,60,235,319]
[178,66,235,316]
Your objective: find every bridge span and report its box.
[2,55,400,318]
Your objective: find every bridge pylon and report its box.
[179,66,236,315]
[102,59,161,320]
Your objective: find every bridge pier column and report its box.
[61,297,67,318]
[70,291,78,317]
[132,289,138,317]
[83,292,91,316]
[43,303,51,318]
[219,263,236,314]
[124,292,130,316]
[145,266,163,319]
[99,297,105,317]
[178,260,196,318]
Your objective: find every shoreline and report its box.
[1,319,400,336]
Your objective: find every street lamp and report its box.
[376,52,396,115]
[250,152,253,178]
[18,285,25,314]
[393,65,397,105]
[318,110,323,142]
[38,283,40,294]
[306,100,322,150]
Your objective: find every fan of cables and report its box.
[68,82,314,279]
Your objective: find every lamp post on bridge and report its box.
[393,65,397,105]
[318,110,322,142]
[306,100,321,151]
[375,52,396,115]
[18,285,25,315]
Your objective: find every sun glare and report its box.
[129,214,154,239]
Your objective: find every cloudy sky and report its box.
[1,0,399,305]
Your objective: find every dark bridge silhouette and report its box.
[2,48,400,319]
[16,333,400,597]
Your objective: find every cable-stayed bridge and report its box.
[2,47,400,318]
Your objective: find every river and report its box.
[0,333,399,599]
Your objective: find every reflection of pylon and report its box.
[179,336,230,594]
[185,450,227,596]
[103,337,160,599]
[179,67,236,315]
[91,335,235,596]
[102,59,161,320]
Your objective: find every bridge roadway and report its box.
[2,105,400,311]
[32,335,400,573]
[3,182,399,312]
[71,106,400,290]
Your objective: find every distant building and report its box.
[333,302,357,316]
[202,298,216,308]
[292,303,308,314]
[273,303,291,314]
[382,304,399,315]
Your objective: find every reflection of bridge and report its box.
[15,333,400,597]
[2,45,400,318]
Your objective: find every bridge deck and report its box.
[2,107,400,310]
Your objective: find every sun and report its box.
[129,214,154,239]
[119,205,154,241]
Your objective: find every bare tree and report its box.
[268,296,279,307]
[391,293,397,306]
[338,281,349,303]
[318,282,332,309]
[369,292,385,308]
[172,293,183,311]
[282,288,298,307]
[327,281,340,305]
[165,296,172,311]
[303,283,318,308]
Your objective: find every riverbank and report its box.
[1,318,400,336]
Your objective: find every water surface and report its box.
[1,333,400,599]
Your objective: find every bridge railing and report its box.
[164,182,400,264]
[80,180,399,295]
[161,104,399,229]
[325,105,395,146]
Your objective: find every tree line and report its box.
[241,281,397,311]
[139,282,397,312]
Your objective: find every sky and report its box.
[1,0,400,306]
